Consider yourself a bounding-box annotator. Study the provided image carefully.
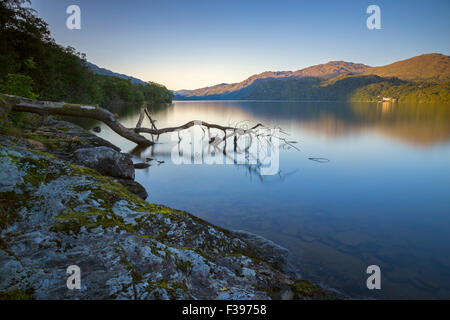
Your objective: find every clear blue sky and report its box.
[32,0,450,90]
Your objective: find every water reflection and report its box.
[90,100,450,299]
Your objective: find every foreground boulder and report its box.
[73,146,135,180]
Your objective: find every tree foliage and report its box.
[244,74,449,104]
[0,0,172,108]
[350,80,450,104]
[0,73,38,99]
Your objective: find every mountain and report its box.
[85,61,147,85]
[362,53,450,81]
[176,61,370,99]
[290,61,369,78]
[175,53,449,102]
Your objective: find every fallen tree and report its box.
[1,94,298,152]
[1,94,153,146]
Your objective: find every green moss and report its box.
[28,148,59,160]
[50,219,81,235]
[146,278,188,299]
[5,148,67,188]
[21,158,49,187]
[228,252,245,258]
[68,164,148,210]
[175,258,192,274]
[51,207,133,235]
[290,279,338,300]
[155,278,168,290]
[95,182,144,206]
[135,235,154,239]
[253,284,282,298]
[167,282,187,299]
[0,289,34,300]
[173,246,195,251]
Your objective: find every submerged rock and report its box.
[134,163,150,169]
[233,230,293,275]
[73,146,135,180]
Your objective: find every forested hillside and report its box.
[0,0,172,106]
[244,75,449,104]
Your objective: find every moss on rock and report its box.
[0,289,34,300]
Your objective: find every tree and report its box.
[0,0,173,108]
[0,73,38,99]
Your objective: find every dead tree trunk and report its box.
[2,94,153,146]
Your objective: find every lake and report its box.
[91,100,450,299]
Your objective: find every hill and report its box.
[85,61,147,85]
[362,53,450,81]
[176,61,370,99]
[175,54,450,103]
[244,75,403,101]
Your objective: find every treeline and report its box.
[89,76,174,106]
[0,0,172,106]
[243,74,449,104]
[350,81,450,104]
[244,75,402,101]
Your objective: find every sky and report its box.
[31,0,450,90]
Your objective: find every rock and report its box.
[32,117,121,154]
[233,230,293,274]
[20,118,145,198]
[114,178,148,200]
[0,118,339,300]
[134,163,150,169]
[73,146,135,179]
[92,126,101,133]
[0,143,290,300]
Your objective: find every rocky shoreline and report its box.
[0,116,339,300]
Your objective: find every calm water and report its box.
[92,101,450,299]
